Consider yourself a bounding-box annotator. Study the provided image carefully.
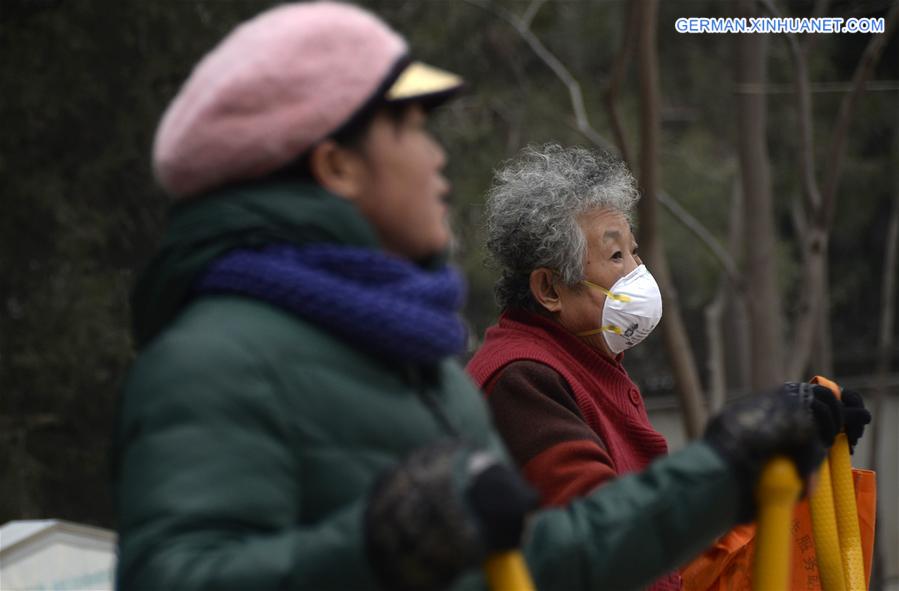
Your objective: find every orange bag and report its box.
[681,469,876,591]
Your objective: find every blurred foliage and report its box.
[1,0,897,528]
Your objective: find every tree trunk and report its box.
[707,175,747,411]
[810,263,834,377]
[636,0,706,437]
[869,122,899,469]
[705,291,727,413]
[867,114,899,591]
[604,0,639,169]
[726,178,753,396]
[734,0,785,388]
[727,290,754,395]
[787,236,827,379]
[789,2,899,377]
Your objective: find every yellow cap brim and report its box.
[385,61,465,105]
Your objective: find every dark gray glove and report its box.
[364,442,539,591]
[783,382,871,454]
[782,382,843,447]
[841,389,871,454]
[704,387,826,522]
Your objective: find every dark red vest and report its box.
[468,309,681,591]
[467,308,668,476]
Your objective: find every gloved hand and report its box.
[841,388,871,454]
[364,442,539,591]
[782,382,843,446]
[704,387,826,522]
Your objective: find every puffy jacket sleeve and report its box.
[114,332,379,591]
[524,441,741,591]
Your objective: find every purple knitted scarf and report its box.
[194,244,467,364]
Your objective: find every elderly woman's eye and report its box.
[611,251,623,260]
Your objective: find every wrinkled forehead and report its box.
[578,208,636,245]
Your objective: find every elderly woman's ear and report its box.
[529,268,562,313]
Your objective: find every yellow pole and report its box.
[829,432,867,591]
[809,375,866,591]
[753,456,802,591]
[809,458,847,591]
[484,551,536,591]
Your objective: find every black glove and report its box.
[841,389,871,454]
[364,442,539,591]
[704,388,826,522]
[782,382,843,447]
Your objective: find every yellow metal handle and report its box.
[484,551,536,591]
[810,375,866,591]
[810,457,847,591]
[753,456,802,591]
[829,433,866,591]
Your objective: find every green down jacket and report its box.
[115,180,741,591]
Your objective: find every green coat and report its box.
[115,180,741,591]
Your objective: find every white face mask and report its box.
[576,264,663,354]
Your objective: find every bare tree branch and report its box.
[487,98,523,153]
[604,0,639,169]
[521,0,548,30]
[758,0,822,216]
[462,0,616,152]
[463,0,741,285]
[785,194,827,378]
[803,0,832,55]
[786,229,827,378]
[658,191,741,283]
[821,1,899,229]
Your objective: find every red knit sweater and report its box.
[467,308,681,591]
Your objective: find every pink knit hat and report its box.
[153,1,463,198]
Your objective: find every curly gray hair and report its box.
[485,144,640,311]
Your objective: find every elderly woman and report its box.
[468,144,679,590]
[468,144,872,591]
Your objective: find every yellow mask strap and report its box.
[577,325,622,337]
[581,280,632,303]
